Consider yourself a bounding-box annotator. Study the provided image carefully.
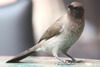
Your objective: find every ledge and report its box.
[0,56,100,67]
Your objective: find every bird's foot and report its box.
[57,60,77,65]
[65,60,84,64]
[57,61,75,65]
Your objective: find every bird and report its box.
[6,2,85,64]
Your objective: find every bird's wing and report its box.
[38,17,64,43]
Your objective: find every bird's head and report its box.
[67,2,84,19]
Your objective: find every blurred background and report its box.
[0,0,100,60]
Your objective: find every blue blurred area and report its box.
[0,0,34,55]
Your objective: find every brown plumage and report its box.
[39,17,63,43]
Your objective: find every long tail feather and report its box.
[6,45,39,63]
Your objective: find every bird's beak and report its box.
[67,5,73,10]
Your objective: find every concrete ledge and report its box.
[0,56,100,67]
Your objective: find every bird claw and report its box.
[57,61,74,65]
[57,60,75,65]
[57,60,84,65]
[64,60,75,65]
[65,60,84,64]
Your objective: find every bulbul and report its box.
[7,2,84,64]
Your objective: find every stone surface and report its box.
[0,56,100,67]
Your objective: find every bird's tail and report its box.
[6,44,39,63]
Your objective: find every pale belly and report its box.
[41,30,81,53]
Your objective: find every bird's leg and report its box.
[55,56,65,64]
[52,49,65,64]
[64,53,83,63]
[53,51,75,65]
[64,53,76,63]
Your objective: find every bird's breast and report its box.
[42,22,84,53]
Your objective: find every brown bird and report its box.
[6,2,85,64]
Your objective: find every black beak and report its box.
[67,5,73,9]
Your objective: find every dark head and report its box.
[67,2,84,19]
